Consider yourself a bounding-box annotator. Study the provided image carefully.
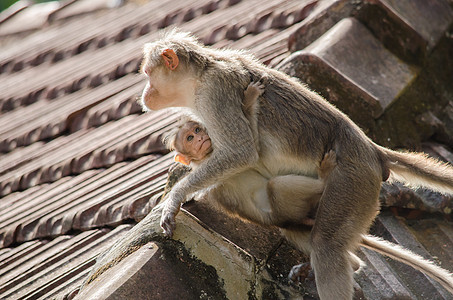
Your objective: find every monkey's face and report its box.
[140,49,197,111]
[177,122,212,162]
[141,66,182,110]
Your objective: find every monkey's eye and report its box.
[187,135,194,142]
[194,127,201,134]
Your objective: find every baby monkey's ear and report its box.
[162,49,179,70]
[174,152,191,165]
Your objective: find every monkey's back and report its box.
[242,62,382,178]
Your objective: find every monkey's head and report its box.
[174,121,212,165]
[140,30,209,111]
[164,120,212,166]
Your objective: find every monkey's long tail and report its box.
[361,234,453,294]
[380,146,453,195]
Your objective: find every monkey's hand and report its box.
[244,81,265,99]
[160,193,182,237]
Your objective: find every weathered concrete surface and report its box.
[75,200,316,299]
[288,0,359,52]
[75,202,251,299]
[78,194,412,299]
[278,17,418,139]
[75,241,227,300]
[356,0,453,64]
[282,18,417,119]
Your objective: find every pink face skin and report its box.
[140,49,197,111]
[176,122,212,162]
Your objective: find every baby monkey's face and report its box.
[177,121,212,161]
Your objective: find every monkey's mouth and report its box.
[199,139,211,152]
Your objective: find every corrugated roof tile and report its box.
[0,109,176,196]
[0,154,174,247]
[0,74,142,152]
[0,225,132,300]
[357,247,415,298]
[0,1,60,37]
[0,0,238,76]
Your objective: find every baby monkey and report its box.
[165,81,335,227]
[172,120,213,166]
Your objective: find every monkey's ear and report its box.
[162,49,179,70]
[175,153,190,165]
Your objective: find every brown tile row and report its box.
[0,0,234,74]
[0,225,133,300]
[0,153,173,248]
[0,33,146,112]
[0,0,319,198]
[0,74,143,152]
[0,1,61,38]
[69,77,144,132]
[0,0,31,25]
[201,0,317,45]
[0,110,178,197]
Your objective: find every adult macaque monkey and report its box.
[140,30,453,299]
[163,117,453,294]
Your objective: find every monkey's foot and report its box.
[301,217,315,226]
[318,150,337,179]
[288,262,314,283]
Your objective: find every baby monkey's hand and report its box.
[244,80,265,100]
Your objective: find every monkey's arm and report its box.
[161,84,259,236]
[149,163,191,207]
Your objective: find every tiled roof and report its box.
[0,0,452,299]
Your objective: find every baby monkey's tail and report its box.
[379,146,453,195]
[361,235,453,294]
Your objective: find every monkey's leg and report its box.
[267,175,322,226]
[282,228,364,284]
[289,251,364,282]
[310,164,381,300]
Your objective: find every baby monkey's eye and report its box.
[195,127,201,134]
[187,135,194,142]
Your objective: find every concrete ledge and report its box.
[357,0,453,64]
[279,18,417,119]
